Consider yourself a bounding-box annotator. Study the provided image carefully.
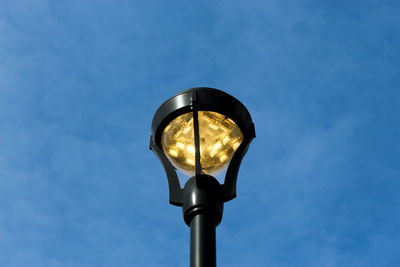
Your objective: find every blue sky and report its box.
[1,0,399,266]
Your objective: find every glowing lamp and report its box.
[162,111,243,177]
[149,87,255,267]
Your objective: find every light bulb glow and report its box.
[219,154,228,163]
[186,145,195,155]
[209,141,222,157]
[161,111,243,176]
[222,135,230,145]
[209,123,219,131]
[176,142,185,150]
[186,158,195,166]
[168,149,178,157]
[233,141,241,150]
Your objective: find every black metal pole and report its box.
[182,175,223,267]
[190,213,216,267]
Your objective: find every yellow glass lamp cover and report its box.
[161,111,243,176]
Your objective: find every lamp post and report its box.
[150,87,255,267]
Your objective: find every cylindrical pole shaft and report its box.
[190,213,216,267]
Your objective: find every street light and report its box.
[150,87,255,267]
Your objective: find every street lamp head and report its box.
[150,87,255,206]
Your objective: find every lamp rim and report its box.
[151,87,255,148]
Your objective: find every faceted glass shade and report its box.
[161,111,243,176]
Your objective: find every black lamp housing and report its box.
[150,87,255,206]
